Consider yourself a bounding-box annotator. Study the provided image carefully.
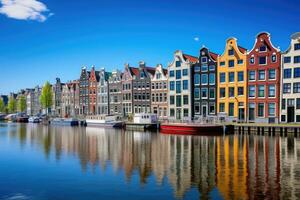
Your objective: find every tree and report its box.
[40,81,53,115]
[0,98,5,113]
[7,96,17,113]
[18,95,27,113]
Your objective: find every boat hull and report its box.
[160,124,224,135]
[86,121,124,128]
[50,119,79,126]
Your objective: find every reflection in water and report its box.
[2,123,300,199]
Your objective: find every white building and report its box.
[167,50,198,121]
[280,32,300,123]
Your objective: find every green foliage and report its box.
[0,98,5,113]
[40,81,53,114]
[18,95,26,113]
[7,96,17,113]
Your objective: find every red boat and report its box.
[160,123,225,135]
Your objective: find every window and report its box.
[169,70,175,77]
[195,104,200,114]
[209,88,215,99]
[238,72,244,82]
[268,69,276,80]
[271,55,277,62]
[288,99,295,106]
[176,70,181,79]
[268,85,275,97]
[259,56,267,65]
[283,83,291,94]
[295,43,300,50]
[220,73,226,83]
[258,103,264,117]
[250,57,255,64]
[202,65,208,72]
[268,103,275,117]
[220,88,225,98]
[249,71,256,81]
[295,56,300,63]
[183,80,188,90]
[209,65,215,71]
[284,56,291,63]
[182,69,188,76]
[170,81,175,91]
[228,49,234,55]
[201,74,208,85]
[229,103,234,116]
[282,99,286,110]
[194,74,200,85]
[219,103,225,112]
[228,60,234,67]
[293,82,300,93]
[176,61,181,67]
[229,72,234,82]
[209,74,215,85]
[249,86,255,97]
[258,70,265,80]
[183,95,189,105]
[201,57,207,63]
[281,115,286,122]
[220,61,225,66]
[176,81,181,93]
[237,59,243,65]
[258,85,265,97]
[194,88,200,99]
[297,115,300,122]
[176,95,181,107]
[170,96,174,105]
[170,109,175,117]
[259,45,267,52]
[201,88,208,99]
[229,87,234,97]
[156,73,161,79]
[238,87,244,96]
[183,109,189,117]
[194,66,200,72]
[297,98,300,109]
[284,69,292,78]
[294,68,300,78]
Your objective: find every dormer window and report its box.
[259,56,267,65]
[228,49,234,56]
[271,55,277,63]
[176,61,181,67]
[259,45,267,52]
[250,57,255,64]
[294,43,300,51]
[201,57,207,63]
[140,71,145,78]
[156,73,161,79]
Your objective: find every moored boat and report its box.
[50,118,79,126]
[85,115,124,128]
[125,113,158,131]
[160,123,224,135]
[28,116,41,123]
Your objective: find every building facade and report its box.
[33,86,42,115]
[26,89,34,116]
[97,68,111,115]
[132,62,154,114]
[168,50,198,121]
[122,64,133,116]
[52,78,63,116]
[62,81,80,117]
[151,64,168,119]
[108,70,123,115]
[79,67,89,115]
[217,38,247,122]
[193,47,218,119]
[280,32,300,123]
[247,32,281,123]
[89,66,99,115]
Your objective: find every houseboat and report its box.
[125,113,158,131]
[50,118,79,126]
[85,115,124,128]
[28,116,41,123]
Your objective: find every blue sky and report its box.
[0,0,299,94]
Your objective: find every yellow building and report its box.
[217,38,247,121]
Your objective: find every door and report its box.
[248,104,255,121]
[238,108,245,121]
[176,108,181,120]
[202,105,207,117]
[287,106,295,123]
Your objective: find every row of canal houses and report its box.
[22,32,300,123]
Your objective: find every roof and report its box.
[163,69,168,75]
[183,54,198,63]
[145,67,156,76]
[209,52,219,61]
[238,46,247,54]
[129,67,139,77]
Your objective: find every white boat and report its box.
[28,116,41,123]
[85,115,124,128]
[50,118,79,126]
[125,113,159,130]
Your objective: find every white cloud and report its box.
[194,37,199,42]
[0,0,52,22]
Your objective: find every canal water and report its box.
[0,123,300,200]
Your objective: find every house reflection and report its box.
[8,124,300,199]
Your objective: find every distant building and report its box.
[122,64,134,116]
[108,70,123,115]
[151,64,168,119]
[62,81,80,117]
[79,67,90,115]
[193,47,218,119]
[52,78,64,116]
[280,32,300,123]
[97,68,111,115]
[168,50,197,120]
[88,66,99,115]
[33,86,42,115]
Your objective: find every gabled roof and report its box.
[183,54,198,63]
[163,69,168,75]
[129,67,139,77]
[209,52,219,61]
[238,46,247,54]
[145,67,156,76]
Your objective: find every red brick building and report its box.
[88,66,99,115]
[247,32,281,123]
